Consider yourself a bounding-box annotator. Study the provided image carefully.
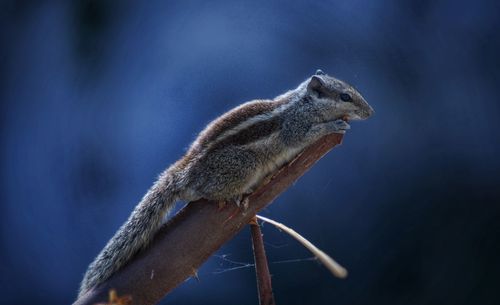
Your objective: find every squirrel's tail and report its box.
[78,171,180,297]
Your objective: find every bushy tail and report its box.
[78,173,179,297]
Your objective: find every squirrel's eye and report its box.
[340,93,352,102]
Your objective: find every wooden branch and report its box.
[250,217,275,305]
[74,133,343,305]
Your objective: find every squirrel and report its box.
[78,70,374,297]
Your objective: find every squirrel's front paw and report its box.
[331,119,351,134]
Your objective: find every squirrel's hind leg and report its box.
[187,147,259,206]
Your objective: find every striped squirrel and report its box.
[78,70,374,296]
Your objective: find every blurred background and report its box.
[1,0,500,304]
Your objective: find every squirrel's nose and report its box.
[360,105,374,119]
[368,106,375,117]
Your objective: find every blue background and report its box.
[1,1,500,304]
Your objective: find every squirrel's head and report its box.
[306,69,374,121]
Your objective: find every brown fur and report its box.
[194,99,287,149]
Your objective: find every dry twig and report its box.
[256,215,347,278]
[250,216,275,305]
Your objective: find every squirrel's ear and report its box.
[315,69,325,75]
[307,76,324,92]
